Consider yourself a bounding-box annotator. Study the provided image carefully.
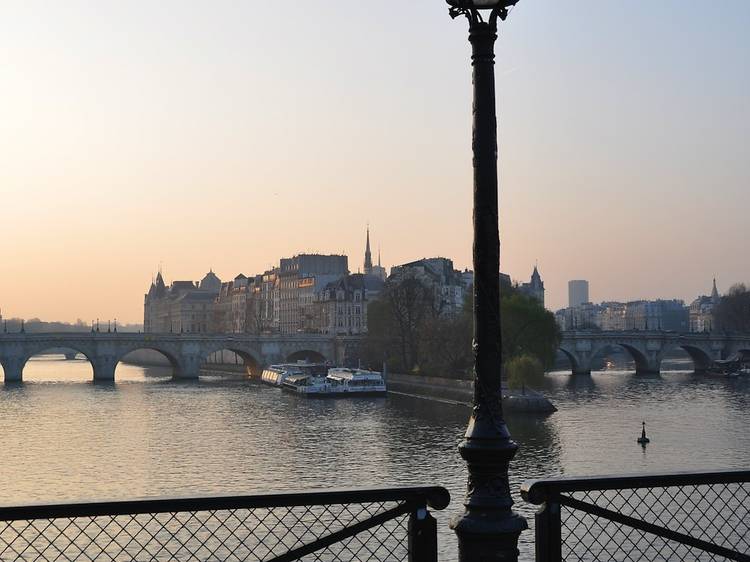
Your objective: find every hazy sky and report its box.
[1,0,748,323]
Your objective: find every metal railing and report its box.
[521,469,750,562]
[0,486,450,562]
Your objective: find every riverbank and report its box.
[384,372,556,413]
[146,359,556,413]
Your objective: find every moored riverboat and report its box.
[260,365,298,387]
[323,368,387,396]
[260,362,327,386]
[281,374,330,395]
[281,368,387,397]
[708,353,750,377]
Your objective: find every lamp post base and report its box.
[450,405,528,562]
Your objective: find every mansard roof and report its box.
[323,273,384,296]
[199,270,222,292]
[171,281,197,291]
[173,291,217,303]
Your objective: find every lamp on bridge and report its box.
[445,1,527,561]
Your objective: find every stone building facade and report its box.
[314,274,384,335]
[278,254,349,335]
[144,270,221,333]
[389,257,466,317]
[689,279,720,332]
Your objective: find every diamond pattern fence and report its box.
[522,470,750,562]
[0,487,450,562]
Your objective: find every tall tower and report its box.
[364,225,373,275]
[568,280,590,308]
[711,278,720,304]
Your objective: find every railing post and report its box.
[409,506,438,562]
[534,498,562,562]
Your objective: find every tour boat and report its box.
[260,362,327,387]
[728,366,750,378]
[281,373,330,395]
[281,368,387,397]
[323,368,387,396]
[260,365,299,387]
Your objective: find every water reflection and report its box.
[1,360,749,561]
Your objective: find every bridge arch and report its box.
[557,341,657,375]
[557,345,582,375]
[659,344,714,372]
[285,349,328,364]
[115,346,183,380]
[613,343,651,374]
[5,344,96,383]
[201,345,262,377]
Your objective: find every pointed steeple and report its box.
[711,278,719,302]
[153,270,167,298]
[364,224,373,274]
[378,245,382,268]
[531,264,542,285]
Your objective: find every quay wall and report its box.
[385,371,556,413]
[124,354,555,413]
[385,372,474,405]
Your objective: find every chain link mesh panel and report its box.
[0,501,411,562]
[560,482,750,561]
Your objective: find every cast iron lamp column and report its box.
[446,1,528,560]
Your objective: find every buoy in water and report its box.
[637,421,650,445]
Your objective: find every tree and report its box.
[418,300,474,379]
[364,276,561,379]
[384,277,434,372]
[505,354,545,392]
[715,283,750,333]
[501,292,561,369]
[245,295,265,335]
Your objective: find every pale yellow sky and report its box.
[1,1,748,323]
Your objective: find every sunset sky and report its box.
[1,0,748,323]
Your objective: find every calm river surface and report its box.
[2,357,749,560]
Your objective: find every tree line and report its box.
[715,283,750,333]
[362,276,561,383]
[1,318,144,333]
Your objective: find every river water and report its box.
[1,356,749,560]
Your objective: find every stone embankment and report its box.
[385,372,556,413]
[122,352,555,412]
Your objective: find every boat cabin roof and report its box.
[326,368,383,382]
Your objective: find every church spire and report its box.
[711,278,719,302]
[364,224,373,274]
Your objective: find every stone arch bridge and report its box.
[559,331,750,375]
[0,333,362,382]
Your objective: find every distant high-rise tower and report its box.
[364,225,373,275]
[568,280,590,308]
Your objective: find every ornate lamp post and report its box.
[445,1,527,560]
